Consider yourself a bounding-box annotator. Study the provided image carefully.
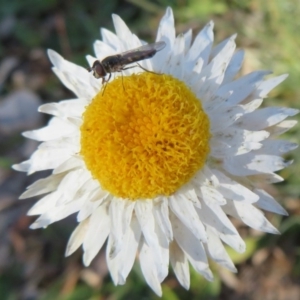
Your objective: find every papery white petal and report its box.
[183,29,192,53]
[255,74,288,98]
[258,140,298,155]
[224,153,292,176]
[20,173,65,199]
[93,40,116,60]
[197,202,246,253]
[108,197,126,258]
[139,238,162,296]
[255,189,288,215]
[209,104,245,132]
[23,117,77,141]
[212,169,259,204]
[153,198,173,241]
[135,201,164,277]
[101,28,123,52]
[171,212,213,281]
[30,197,84,229]
[152,7,175,73]
[206,227,237,272]
[65,218,90,256]
[167,33,185,80]
[223,201,280,234]
[112,14,139,50]
[169,195,207,242]
[39,99,88,118]
[170,241,190,289]
[83,204,110,266]
[240,107,299,130]
[117,215,141,283]
[222,50,244,84]
[186,21,214,70]
[217,71,271,106]
[76,189,108,222]
[268,120,298,136]
[53,156,84,174]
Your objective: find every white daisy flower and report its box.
[13,7,298,296]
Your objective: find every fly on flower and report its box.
[88,41,166,83]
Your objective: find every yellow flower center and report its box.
[80,72,210,200]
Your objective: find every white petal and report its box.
[255,74,288,98]
[196,202,246,253]
[223,201,280,234]
[76,189,108,222]
[139,238,162,296]
[108,197,126,258]
[135,200,164,278]
[154,217,169,282]
[153,197,173,241]
[20,173,65,199]
[170,241,190,289]
[258,140,298,155]
[186,21,214,70]
[48,50,96,99]
[211,128,269,156]
[199,35,236,97]
[53,156,84,174]
[183,29,192,53]
[38,136,79,153]
[152,7,175,73]
[93,40,116,60]
[83,204,110,266]
[206,227,237,272]
[239,107,299,130]
[255,189,288,216]
[167,33,185,80]
[241,98,264,113]
[38,99,88,118]
[212,168,259,204]
[222,50,244,84]
[23,145,74,175]
[223,153,292,176]
[216,71,271,106]
[209,105,245,133]
[27,191,60,216]
[23,117,77,141]
[65,218,90,256]
[200,185,227,206]
[171,212,213,281]
[30,197,84,229]
[248,173,284,184]
[213,128,269,145]
[101,28,123,52]
[55,169,90,205]
[268,120,298,137]
[53,67,96,99]
[121,200,135,234]
[169,195,207,242]
[117,215,141,283]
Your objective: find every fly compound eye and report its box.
[91,61,106,79]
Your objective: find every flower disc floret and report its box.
[80,72,210,200]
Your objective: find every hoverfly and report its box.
[88,41,166,84]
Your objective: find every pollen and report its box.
[80,72,210,200]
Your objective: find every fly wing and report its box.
[118,41,166,65]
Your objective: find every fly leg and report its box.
[101,73,112,96]
[136,63,161,75]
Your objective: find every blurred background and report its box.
[0,0,299,299]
